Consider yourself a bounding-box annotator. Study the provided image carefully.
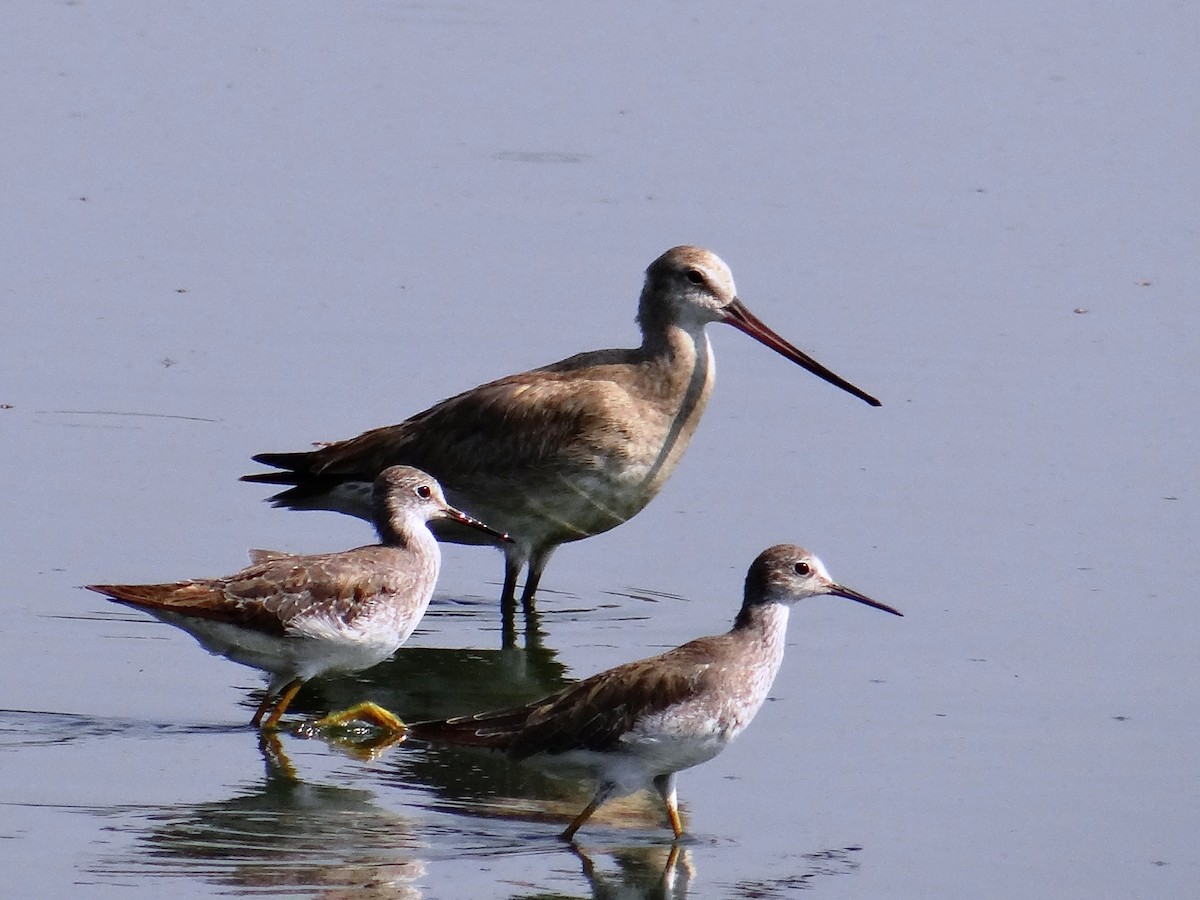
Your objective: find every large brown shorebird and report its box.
[244,247,880,611]
[405,544,902,840]
[88,466,510,729]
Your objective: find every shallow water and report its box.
[2,2,1197,897]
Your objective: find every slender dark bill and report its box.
[447,507,514,544]
[830,584,903,616]
[722,299,881,407]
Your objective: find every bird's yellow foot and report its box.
[293,702,408,758]
[313,701,408,734]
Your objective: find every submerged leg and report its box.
[519,569,542,610]
[501,557,521,609]
[517,547,550,648]
[501,561,519,648]
[257,678,305,729]
[502,543,533,609]
[653,772,685,839]
[520,545,557,610]
[501,548,528,648]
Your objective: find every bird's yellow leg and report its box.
[654,773,686,839]
[665,794,684,839]
[257,678,304,729]
[250,694,275,727]
[561,795,605,841]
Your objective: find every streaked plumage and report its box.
[87,466,510,728]
[406,544,902,839]
[243,247,880,610]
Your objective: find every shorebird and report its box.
[243,247,880,612]
[403,544,902,840]
[87,466,511,729]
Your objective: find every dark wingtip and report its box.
[240,471,302,486]
[84,583,142,605]
[248,450,319,470]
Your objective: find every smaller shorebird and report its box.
[243,247,880,614]
[404,544,902,840]
[87,466,511,729]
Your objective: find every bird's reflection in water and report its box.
[303,642,705,838]
[83,733,425,897]
[293,643,674,835]
[241,638,571,730]
[301,644,616,828]
[391,740,679,834]
[552,842,860,899]
[566,842,694,900]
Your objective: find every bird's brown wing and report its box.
[249,355,645,487]
[247,548,294,564]
[409,637,721,757]
[87,546,411,636]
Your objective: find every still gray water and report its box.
[2,2,1197,897]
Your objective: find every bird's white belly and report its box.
[534,727,729,798]
[153,611,403,687]
[620,717,731,773]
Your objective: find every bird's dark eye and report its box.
[416,484,433,499]
[793,561,811,576]
[686,269,705,285]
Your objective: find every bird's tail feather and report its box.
[406,707,533,750]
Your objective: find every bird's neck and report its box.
[376,516,441,562]
[730,600,791,671]
[632,312,716,406]
[626,322,716,497]
[637,301,708,358]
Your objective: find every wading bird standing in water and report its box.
[88,466,510,729]
[244,247,880,617]
[402,545,902,840]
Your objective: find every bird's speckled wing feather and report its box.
[88,545,412,636]
[411,636,725,758]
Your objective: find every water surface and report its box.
[2,2,1196,897]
